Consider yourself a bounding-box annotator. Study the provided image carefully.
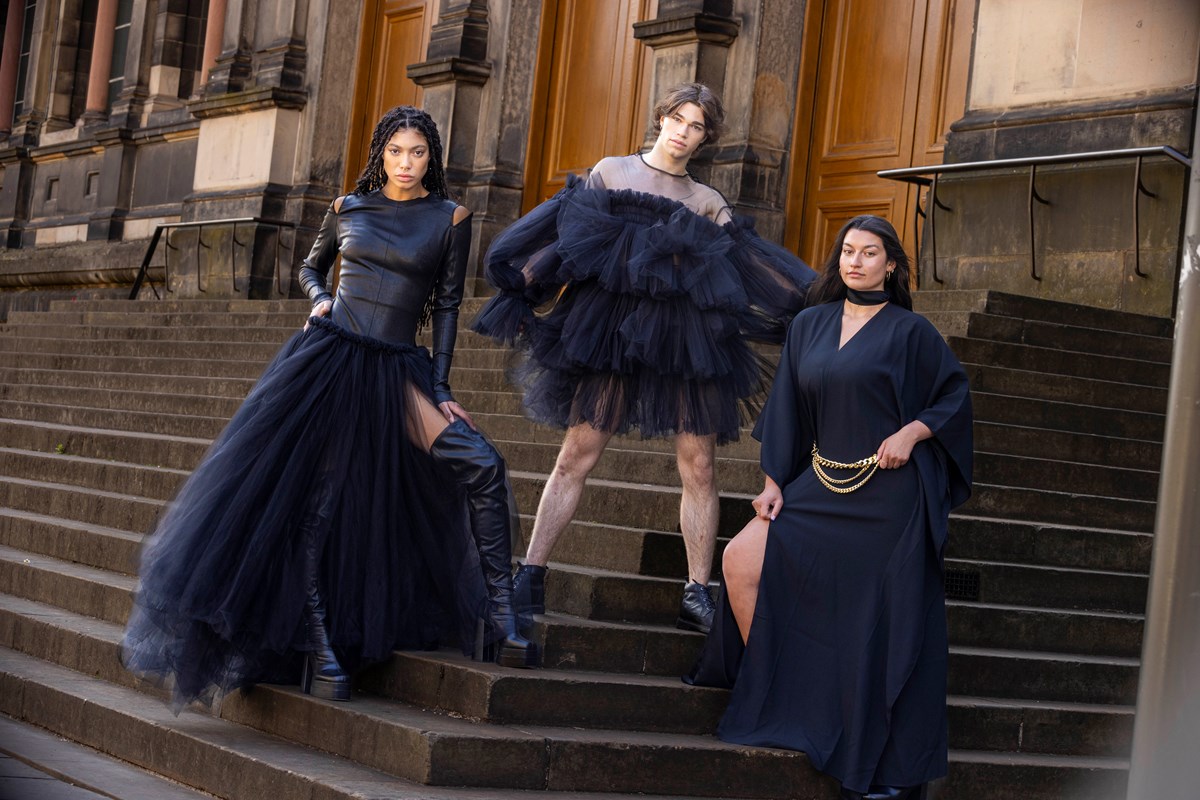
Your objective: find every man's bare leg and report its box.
[675,432,720,633]
[523,423,614,566]
[676,432,719,584]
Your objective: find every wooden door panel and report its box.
[524,0,654,208]
[345,0,436,190]
[787,0,970,268]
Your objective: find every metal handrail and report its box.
[129,217,297,300]
[878,145,1193,285]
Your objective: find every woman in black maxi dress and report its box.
[122,106,535,710]
[687,216,972,799]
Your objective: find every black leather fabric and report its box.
[298,191,471,403]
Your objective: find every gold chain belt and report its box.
[811,443,879,494]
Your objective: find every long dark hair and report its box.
[352,105,450,200]
[806,215,913,310]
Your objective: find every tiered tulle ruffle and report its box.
[472,176,814,444]
[121,316,486,709]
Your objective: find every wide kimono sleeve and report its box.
[470,176,585,344]
[725,218,817,344]
[751,313,816,488]
[903,317,973,557]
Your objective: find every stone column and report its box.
[0,0,26,133]
[84,0,121,118]
[409,0,492,189]
[200,0,228,87]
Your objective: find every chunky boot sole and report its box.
[300,654,352,701]
[474,619,540,668]
[675,614,712,635]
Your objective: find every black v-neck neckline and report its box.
[837,301,888,352]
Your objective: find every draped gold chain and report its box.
[811,443,879,494]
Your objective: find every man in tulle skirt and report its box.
[473,84,815,634]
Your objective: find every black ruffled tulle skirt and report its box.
[121,316,486,709]
[473,180,816,446]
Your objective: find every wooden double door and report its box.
[345,0,971,266]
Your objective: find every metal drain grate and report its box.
[944,568,981,601]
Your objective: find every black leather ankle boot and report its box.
[431,421,539,668]
[677,581,716,634]
[512,562,547,632]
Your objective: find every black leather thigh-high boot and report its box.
[430,421,539,668]
[298,493,351,700]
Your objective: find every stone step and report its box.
[0,589,1141,768]
[972,391,1163,442]
[913,289,1172,338]
[946,601,1142,658]
[950,337,1169,388]
[947,696,1134,759]
[45,298,313,314]
[0,475,163,532]
[0,606,834,798]
[0,366,257,399]
[956,313,1173,363]
[0,507,142,576]
[0,349,265,379]
[974,452,1159,503]
[0,448,187,502]
[0,382,253,423]
[960,483,1156,533]
[0,398,228,441]
[974,421,1161,472]
[0,418,210,473]
[941,748,1127,800]
[945,558,1146,615]
[0,334,287,363]
[945,515,1152,574]
[0,321,298,343]
[948,646,1139,706]
[963,363,1167,415]
[5,309,311,329]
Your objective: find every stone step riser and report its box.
[0,450,186,502]
[972,392,1164,442]
[0,399,227,441]
[913,289,1172,338]
[0,367,257,399]
[1,383,249,422]
[0,350,265,379]
[964,365,1166,415]
[948,701,1133,759]
[947,559,1147,614]
[1,323,298,344]
[0,557,132,625]
[959,484,1154,533]
[0,511,141,577]
[0,335,287,363]
[961,314,1172,364]
[950,338,1170,388]
[0,480,162,532]
[946,517,1151,574]
[950,651,1138,706]
[0,420,209,473]
[947,604,1142,658]
[974,422,1161,473]
[974,453,1158,503]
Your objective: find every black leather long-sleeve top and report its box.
[297,191,471,404]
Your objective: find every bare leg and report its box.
[676,433,719,585]
[722,516,769,644]
[524,423,613,566]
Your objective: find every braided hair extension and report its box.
[352,106,454,329]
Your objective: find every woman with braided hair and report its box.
[123,106,536,710]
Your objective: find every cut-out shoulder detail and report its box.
[452,205,472,225]
[333,195,347,214]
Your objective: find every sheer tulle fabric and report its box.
[121,316,486,709]
[472,176,813,444]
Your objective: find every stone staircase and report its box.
[0,290,1170,799]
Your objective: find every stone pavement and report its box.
[0,714,210,800]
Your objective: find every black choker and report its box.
[846,289,889,306]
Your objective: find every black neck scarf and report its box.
[846,289,889,306]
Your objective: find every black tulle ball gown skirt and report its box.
[121,316,487,709]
